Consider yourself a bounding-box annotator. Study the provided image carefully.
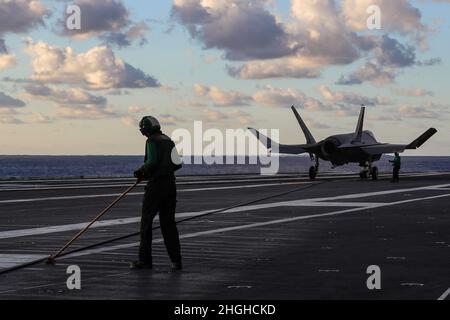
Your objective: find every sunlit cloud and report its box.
[24,40,160,90]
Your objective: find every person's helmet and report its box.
[139,116,161,135]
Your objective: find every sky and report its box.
[0,0,449,156]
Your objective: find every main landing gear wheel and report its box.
[309,166,317,180]
[359,170,368,179]
[371,166,379,180]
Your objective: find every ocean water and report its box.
[0,155,449,179]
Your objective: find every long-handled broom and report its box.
[45,179,141,265]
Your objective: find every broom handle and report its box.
[51,180,141,259]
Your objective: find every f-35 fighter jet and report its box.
[250,106,437,180]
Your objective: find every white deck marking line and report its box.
[0,209,217,240]
[58,192,450,260]
[278,201,385,208]
[0,201,379,240]
[0,254,47,269]
[305,183,450,202]
[1,183,450,239]
[223,184,450,213]
[438,288,450,300]
[0,181,310,205]
[423,186,450,190]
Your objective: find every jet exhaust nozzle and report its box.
[321,138,341,157]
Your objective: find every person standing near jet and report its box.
[389,152,401,182]
[131,116,183,270]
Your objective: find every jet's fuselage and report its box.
[315,131,381,166]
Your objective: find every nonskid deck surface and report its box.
[0,172,449,300]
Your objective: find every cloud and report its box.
[193,84,251,107]
[393,87,434,97]
[0,38,16,71]
[25,41,160,90]
[398,104,439,119]
[341,0,426,35]
[24,84,107,105]
[0,108,25,125]
[290,0,362,65]
[0,0,48,34]
[318,85,388,106]
[172,0,433,81]
[304,118,331,129]
[337,35,425,86]
[400,101,450,120]
[202,108,228,122]
[0,107,18,115]
[252,86,325,110]
[158,114,182,126]
[375,35,416,67]
[60,0,149,48]
[0,116,24,124]
[172,0,295,61]
[0,38,6,53]
[0,91,26,108]
[100,21,150,48]
[416,57,442,66]
[367,114,401,121]
[121,115,138,127]
[227,60,321,80]
[336,62,397,86]
[128,106,141,114]
[226,109,252,125]
[193,84,329,113]
[0,53,16,71]
[29,112,53,124]
[106,89,131,95]
[22,83,120,120]
[63,0,128,35]
[127,105,152,114]
[226,0,362,79]
[1,107,53,124]
[56,104,118,120]
[123,112,180,128]
[0,0,44,71]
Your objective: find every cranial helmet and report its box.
[139,116,161,135]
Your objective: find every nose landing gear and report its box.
[359,162,378,180]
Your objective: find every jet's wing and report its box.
[361,128,437,155]
[405,128,437,149]
[248,128,308,155]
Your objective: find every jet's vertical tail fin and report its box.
[353,106,365,143]
[291,106,316,145]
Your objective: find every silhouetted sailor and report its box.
[131,116,183,271]
[389,152,401,183]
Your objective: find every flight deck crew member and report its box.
[389,152,401,183]
[131,116,183,270]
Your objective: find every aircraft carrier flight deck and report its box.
[0,172,449,300]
